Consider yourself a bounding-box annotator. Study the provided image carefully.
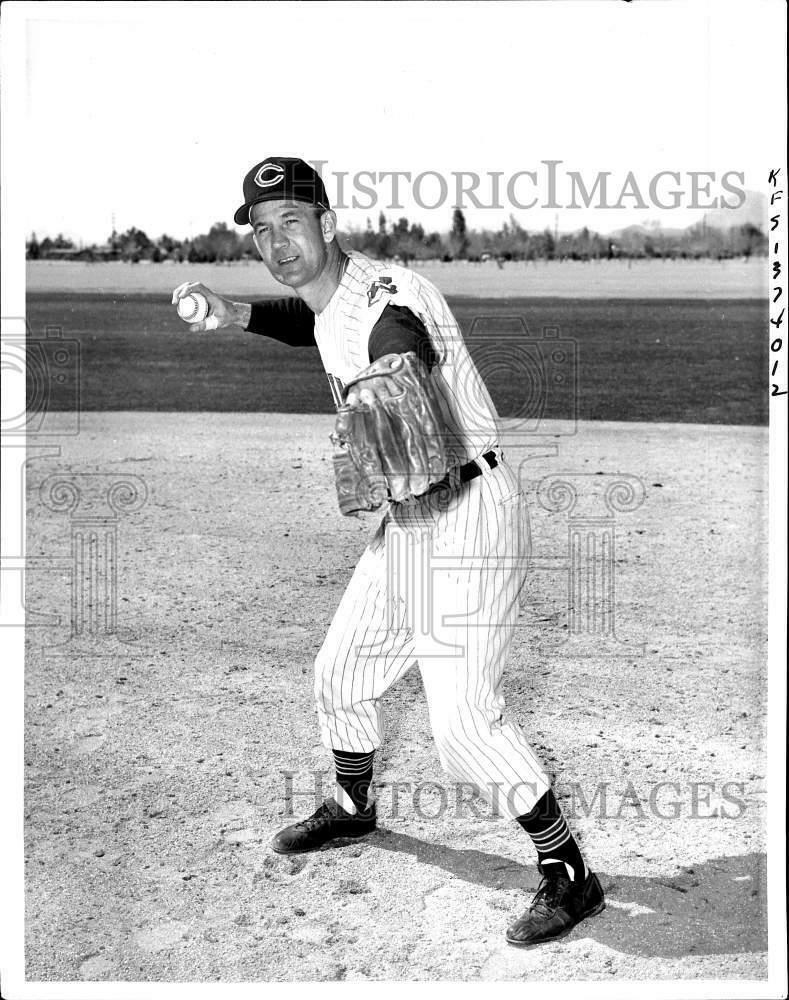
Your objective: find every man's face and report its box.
[250,200,331,288]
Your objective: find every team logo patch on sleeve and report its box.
[367,276,398,307]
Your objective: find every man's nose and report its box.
[271,228,289,251]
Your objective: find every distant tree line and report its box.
[25,223,257,264]
[26,210,768,264]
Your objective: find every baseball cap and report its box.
[234,156,331,225]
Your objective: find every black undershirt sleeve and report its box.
[367,305,439,369]
[246,298,438,369]
[246,297,315,346]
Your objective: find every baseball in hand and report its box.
[177,291,210,324]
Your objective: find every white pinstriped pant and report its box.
[314,455,551,820]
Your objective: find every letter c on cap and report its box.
[254,163,285,188]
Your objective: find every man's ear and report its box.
[321,209,338,244]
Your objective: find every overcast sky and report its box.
[19,0,787,243]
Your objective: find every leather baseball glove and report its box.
[330,352,450,515]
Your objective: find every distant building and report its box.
[92,244,121,261]
[43,247,81,260]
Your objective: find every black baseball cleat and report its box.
[506,864,606,947]
[270,798,377,855]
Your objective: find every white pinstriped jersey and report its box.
[310,253,551,819]
[313,252,500,467]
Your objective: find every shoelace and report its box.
[530,874,571,916]
[295,801,336,831]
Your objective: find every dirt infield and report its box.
[24,414,767,982]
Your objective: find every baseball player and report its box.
[173,156,604,946]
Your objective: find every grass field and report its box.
[27,257,767,299]
[26,293,767,424]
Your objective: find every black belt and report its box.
[389,450,499,503]
[430,450,498,493]
[457,449,498,483]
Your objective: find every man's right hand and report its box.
[171,281,251,333]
